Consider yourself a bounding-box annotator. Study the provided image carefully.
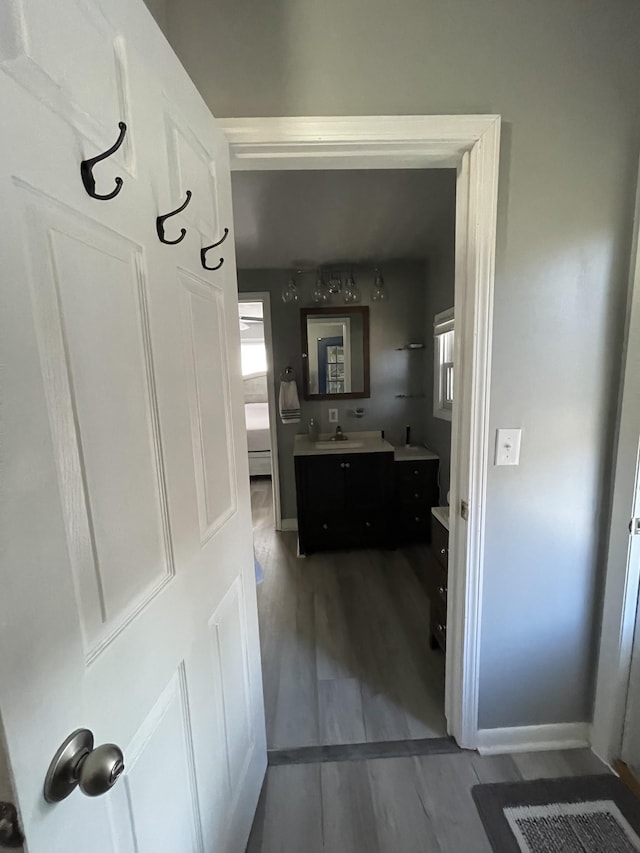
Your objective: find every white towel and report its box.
[279,379,301,423]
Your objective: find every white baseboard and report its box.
[279,518,298,532]
[476,722,591,756]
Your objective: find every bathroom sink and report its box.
[314,440,364,449]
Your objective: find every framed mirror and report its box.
[300,306,370,400]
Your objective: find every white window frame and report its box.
[434,308,455,421]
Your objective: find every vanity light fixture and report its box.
[371,268,388,302]
[281,276,300,304]
[343,271,361,304]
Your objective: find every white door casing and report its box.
[592,156,640,764]
[0,0,266,850]
[220,115,501,749]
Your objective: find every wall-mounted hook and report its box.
[80,121,127,200]
[201,227,229,270]
[156,191,192,244]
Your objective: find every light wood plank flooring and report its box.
[246,747,610,853]
[250,478,447,750]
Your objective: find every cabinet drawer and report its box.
[396,460,435,484]
[431,596,447,651]
[398,480,432,505]
[397,511,430,537]
[430,560,448,606]
[431,517,449,570]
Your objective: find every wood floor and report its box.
[246,747,610,852]
[248,481,611,852]
[250,478,447,750]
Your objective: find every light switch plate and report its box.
[495,428,522,466]
[328,408,338,423]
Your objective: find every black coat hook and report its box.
[80,122,127,200]
[156,191,192,244]
[201,227,229,270]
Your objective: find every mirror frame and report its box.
[300,306,370,401]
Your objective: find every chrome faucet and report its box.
[331,425,348,441]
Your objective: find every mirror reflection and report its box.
[301,307,370,400]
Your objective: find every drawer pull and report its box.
[365,521,371,528]
[414,492,420,499]
[413,469,419,476]
[415,516,422,523]
[345,462,350,469]
[438,585,447,596]
[438,623,446,634]
[440,548,447,555]
[340,462,345,469]
[322,523,329,530]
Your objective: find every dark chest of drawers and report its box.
[429,515,449,652]
[393,458,439,544]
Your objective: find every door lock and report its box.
[44,729,125,803]
[0,802,24,848]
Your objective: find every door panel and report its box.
[115,667,204,853]
[180,270,237,542]
[209,577,255,797]
[0,0,133,154]
[165,109,222,237]
[0,0,266,850]
[21,186,174,653]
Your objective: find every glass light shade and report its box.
[371,269,388,302]
[343,273,361,303]
[282,277,300,304]
[312,273,330,304]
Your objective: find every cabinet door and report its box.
[302,455,346,513]
[345,453,392,510]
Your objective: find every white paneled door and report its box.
[0,0,266,850]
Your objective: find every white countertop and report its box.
[431,506,450,532]
[294,431,394,457]
[393,446,440,462]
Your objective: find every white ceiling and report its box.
[231,169,456,270]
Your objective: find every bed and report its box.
[244,377,272,476]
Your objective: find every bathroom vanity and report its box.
[294,432,394,554]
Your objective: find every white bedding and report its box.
[245,402,271,452]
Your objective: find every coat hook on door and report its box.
[201,227,229,270]
[80,121,127,200]
[156,190,192,244]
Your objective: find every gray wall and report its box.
[238,262,435,519]
[165,0,640,729]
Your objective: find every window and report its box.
[434,308,454,421]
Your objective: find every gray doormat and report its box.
[472,774,640,852]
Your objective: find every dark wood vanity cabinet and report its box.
[429,516,449,652]
[294,452,394,554]
[393,459,439,544]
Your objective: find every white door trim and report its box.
[239,291,283,530]
[591,156,640,763]
[220,114,500,748]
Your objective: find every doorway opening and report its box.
[224,115,500,750]
[238,293,283,537]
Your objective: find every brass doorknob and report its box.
[44,729,125,803]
